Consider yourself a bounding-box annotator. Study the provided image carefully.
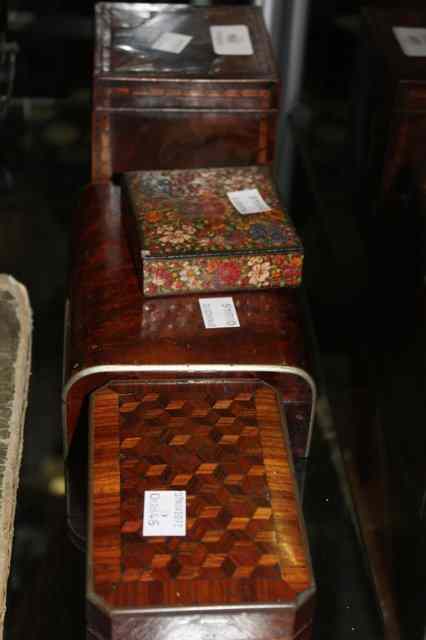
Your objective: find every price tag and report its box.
[199,297,240,329]
[143,491,186,537]
[151,32,192,54]
[210,25,254,56]
[393,27,426,56]
[227,188,270,215]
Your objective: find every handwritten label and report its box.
[393,27,426,57]
[227,188,270,215]
[199,297,240,329]
[151,32,192,54]
[143,491,186,537]
[210,25,253,56]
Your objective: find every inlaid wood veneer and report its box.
[87,379,315,640]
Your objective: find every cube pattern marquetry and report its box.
[90,381,312,610]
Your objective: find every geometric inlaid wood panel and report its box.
[89,380,314,613]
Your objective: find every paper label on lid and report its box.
[199,297,240,329]
[227,188,270,215]
[143,491,186,537]
[393,27,426,56]
[151,32,192,54]
[210,25,254,56]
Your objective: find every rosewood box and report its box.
[123,165,303,297]
[356,8,426,222]
[64,183,315,546]
[87,379,315,640]
[93,3,279,181]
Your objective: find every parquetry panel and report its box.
[90,380,313,610]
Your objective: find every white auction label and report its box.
[393,27,426,56]
[151,32,192,54]
[199,297,240,329]
[227,188,270,215]
[143,491,186,537]
[210,25,254,56]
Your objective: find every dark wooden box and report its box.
[356,8,426,219]
[87,379,315,640]
[93,3,279,181]
[63,183,316,545]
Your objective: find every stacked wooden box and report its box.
[63,4,317,639]
[92,3,279,180]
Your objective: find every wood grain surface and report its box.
[94,4,278,81]
[92,106,277,182]
[87,380,315,639]
[358,8,426,216]
[92,3,279,180]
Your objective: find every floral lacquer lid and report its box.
[124,166,304,297]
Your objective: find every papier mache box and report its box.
[122,165,304,297]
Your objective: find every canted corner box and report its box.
[360,9,426,212]
[122,165,304,297]
[87,379,316,640]
[93,3,279,181]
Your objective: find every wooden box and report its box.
[87,379,315,640]
[93,3,279,181]
[356,8,426,221]
[123,166,303,297]
[63,183,316,545]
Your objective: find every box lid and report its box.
[88,379,314,617]
[363,8,426,86]
[95,3,278,82]
[124,166,303,262]
[94,4,279,110]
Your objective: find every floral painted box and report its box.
[122,166,304,297]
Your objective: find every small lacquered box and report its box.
[93,3,279,181]
[87,379,316,640]
[122,165,304,297]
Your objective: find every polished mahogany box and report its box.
[87,379,315,640]
[122,166,303,297]
[357,8,426,219]
[93,3,279,181]
[64,183,315,545]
